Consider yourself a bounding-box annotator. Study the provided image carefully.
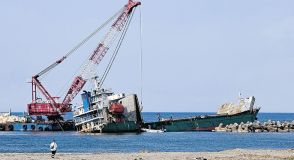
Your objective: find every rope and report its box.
[99,8,136,88]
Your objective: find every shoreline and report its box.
[1,149,294,160]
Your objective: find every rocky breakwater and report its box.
[0,113,27,131]
[0,114,26,124]
[215,120,294,132]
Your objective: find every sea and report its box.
[0,112,293,153]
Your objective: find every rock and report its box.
[252,124,261,130]
[242,128,249,132]
[231,127,238,132]
[281,122,287,128]
[215,120,294,133]
[263,122,267,126]
[277,121,281,128]
[268,127,278,132]
[255,121,261,125]
[289,129,294,132]
[215,124,227,132]
[226,128,232,132]
[278,128,289,132]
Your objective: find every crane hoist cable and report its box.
[51,7,125,95]
[38,7,124,80]
[99,8,136,88]
[139,6,143,108]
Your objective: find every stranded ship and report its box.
[143,96,260,132]
[73,90,259,133]
[73,78,143,133]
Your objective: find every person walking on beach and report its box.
[50,139,57,158]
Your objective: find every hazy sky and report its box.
[0,0,293,113]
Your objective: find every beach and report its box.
[1,149,294,160]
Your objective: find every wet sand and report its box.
[1,149,294,160]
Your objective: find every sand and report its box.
[1,149,294,160]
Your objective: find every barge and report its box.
[0,121,74,131]
[0,112,75,131]
[143,96,260,132]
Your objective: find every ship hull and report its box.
[98,121,139,133]
[143,109,259,132]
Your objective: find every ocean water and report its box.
[0,112,293,153]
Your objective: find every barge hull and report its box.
[0,121,75,131]
[144,109,259,132]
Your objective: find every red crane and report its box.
[27,0,141,119]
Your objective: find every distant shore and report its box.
[1,149,294,160]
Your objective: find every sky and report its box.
[0,0,293,113]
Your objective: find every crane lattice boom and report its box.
[27,0,141,117]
